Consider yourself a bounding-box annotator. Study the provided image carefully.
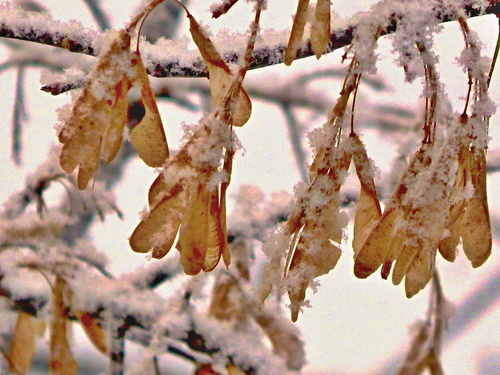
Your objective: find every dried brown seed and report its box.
[50,277,78,375]
[8,312,35,374]
[58,30,132,189]
[187,11,251,126]
[351,134,382,256]
[176,183,210,275]
[460,197,491,267]
[311,0,331,58]
[438,218,460,262]
[404,248,436,298]
[129,52,169,167]
[129,184,185,257]
[101,78,129,164]
[203,188,228,271]
[460,148,491,267]
[354,207,402,278]
[75,312,107,354]
[285,0,310,65]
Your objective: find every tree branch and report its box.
[1,1,498,81]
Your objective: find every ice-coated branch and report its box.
[1,0,498,80]
[0,268,289,374]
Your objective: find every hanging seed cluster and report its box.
[54,0,495,324]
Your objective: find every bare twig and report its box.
[11,64,28,165]
[281,103,309,183]
[82,0,111,31]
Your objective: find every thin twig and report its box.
[11,64,28,165]
[488,16,500,87]
[82,0,111,31]
[281,104,309,183]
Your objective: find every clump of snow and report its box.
[40,67,86,90]
[0,2,100,51]
[140,36,203,74]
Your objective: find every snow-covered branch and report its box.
[1,0,498,81]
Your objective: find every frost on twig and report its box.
[1,0,498,82]
[0,0,499,373]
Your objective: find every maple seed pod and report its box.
[8,312,35,374]
[285,0,310,65]
[354,146,433,280]
[438,144,468,262]
[50,277,78,375]
[187,9,252,127]
[58,30,132,190]
[350,134,382,258]
[75,312,108,354]
[438,220,460,262]
[311,0,331,59]
[353,207,401,278]
[128,51,169,167]
[101,78,129,164]
[176,184,212,275]
[286,227,341,321]
[129,184,186,258]
[460,149,491,267]
[404,248,436,298]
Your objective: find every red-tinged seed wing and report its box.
[76,312,107,354]
[50,277,78,375]
[58,30,132,189]
[177,184,210,275]
[57,30,130,146]
[101,78,130,164]
[187,11,251,127]
[203,188,227,271]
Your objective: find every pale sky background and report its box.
[0,1,499,374]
